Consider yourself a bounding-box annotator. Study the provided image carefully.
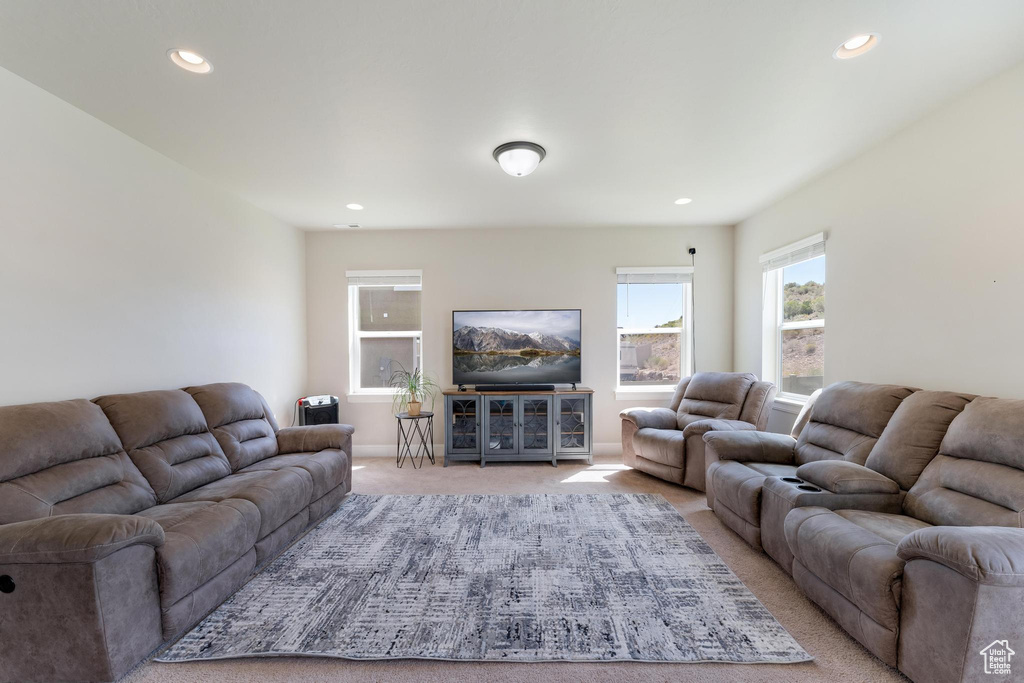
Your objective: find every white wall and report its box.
[305,225,734,452]
[734,61,1024,427]
[0,67,307,419]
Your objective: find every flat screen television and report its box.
[452,309,582,386]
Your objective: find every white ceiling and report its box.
[1,1,1023,230]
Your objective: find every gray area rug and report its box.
[158,494,810,664]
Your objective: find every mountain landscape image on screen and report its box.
[453,310,581,385]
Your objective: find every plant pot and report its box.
[407,401,421,416]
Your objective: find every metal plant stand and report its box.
[395,411,435,469]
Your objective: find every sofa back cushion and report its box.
[95,390,231,503]
[865,390,975,490]
[676,372,757,428]
[737,380,777,431]
[794,381,916,466]
[904,397,1024,527]
[0,399,157,523]
[185,383,279,471]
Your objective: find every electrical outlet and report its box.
[383,312,388,318]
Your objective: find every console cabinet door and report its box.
[483,396,518,456]
[446,395,481,454]
[518,395,554,455]
[555,394,591,454]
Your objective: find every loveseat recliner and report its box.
[620,372,776,490]
[704,380,1024,683]
[0,382,354,683]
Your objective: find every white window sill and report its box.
[615,388,676,402]
[347,392,399,404]
[773,395,809,414]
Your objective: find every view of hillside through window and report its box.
[780,256,825,395]
[617,282,685,387]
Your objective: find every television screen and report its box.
[452,309,581,385]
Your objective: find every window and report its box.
[616,267,693,397]
[346,270,422,397]
[760,234,825,401]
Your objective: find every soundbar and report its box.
[474,384,555,392]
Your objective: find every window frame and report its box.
[614,267,694,401]
[346,269,423,401]
[760,235,825,406]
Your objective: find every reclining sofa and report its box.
[704,381,1024,683]
[0,382,354,683]
[620,371,776,489]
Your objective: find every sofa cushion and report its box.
[711,460,796,523]
[633,428,685,469]
[796,460,900,495]
[736,381,777,431]
[95,390,232,503]
[170,468,313,539]
[794,382,916,466]
[678,372,756,421]
[905,397,1024,526]
[865,391,974,490]
[240,450,349,501]
[833,509,932,545]
[785,507,914,629]
[186,383,279,471]
[0,399,157,523]
[137,499,260,605]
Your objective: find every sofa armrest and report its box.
[682,418,757,439]
[0,514,164,565]
[277,423,355,454]
[795,460,900,495]
[897,526,1024,587]
[619,407,678,431]
[702,430,796,464]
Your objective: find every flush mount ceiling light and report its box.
[674,197,693,205]
[346,203,364,210]
[332,223,361,229]
[833,33,881,60]
[167,48,213,73]
[493,141,546,177]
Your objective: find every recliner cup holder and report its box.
[782,477,802,483]
[797,484,822,492]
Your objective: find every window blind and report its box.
[759,233,826,272]
[345,270,422,287]
[616,266,693,285]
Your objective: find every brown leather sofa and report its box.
[0,382,353,683]
[620,372,776,490]
[704,381,1024,683]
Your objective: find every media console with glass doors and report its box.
[442,387,593,466]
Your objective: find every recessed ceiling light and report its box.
[346,203,364,210]
[493,141,546,177]
[833,33,880,60]
[674,198,692,205]
[168,48,213,74]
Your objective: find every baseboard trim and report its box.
[353,442,623,459]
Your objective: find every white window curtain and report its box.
[616,266,693,285]
[759,232,826,272]
[345,271,422,288]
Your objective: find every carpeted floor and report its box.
[124,455,906,683]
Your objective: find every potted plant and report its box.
[389,365,439,417]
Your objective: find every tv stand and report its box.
[442,386,593,467]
